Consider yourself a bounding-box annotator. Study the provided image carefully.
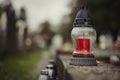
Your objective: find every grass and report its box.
[0,49,45,80]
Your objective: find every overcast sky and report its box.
[0,0,75,31]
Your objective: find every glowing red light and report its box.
[76,38,90,56]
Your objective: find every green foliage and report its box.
[40,21,54,37]
[87,0,120,39]
[0,50,45,80]
[60,0,120,41]
[60,1,82,42]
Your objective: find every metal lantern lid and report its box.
[73,6,93,27]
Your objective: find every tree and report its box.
[4,0,18,53]
[87,0,120,40]
[40,21,54,37]
[40,21,54,47]
[60,0,83,42]
[19,7,26,21]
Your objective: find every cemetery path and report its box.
[32,51,50,74]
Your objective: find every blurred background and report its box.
[0,0,120,80]
[0,0,120,53]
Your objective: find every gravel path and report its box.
[32,51,50,74]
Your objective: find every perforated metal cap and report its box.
[73,6,93,27]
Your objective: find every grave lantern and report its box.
[70,6,97,66]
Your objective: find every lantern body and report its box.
[71,26,96,56]
[70,6,97,66]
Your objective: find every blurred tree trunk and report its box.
[5,3,18,53]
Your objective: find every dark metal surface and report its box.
[70,57,97,66]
